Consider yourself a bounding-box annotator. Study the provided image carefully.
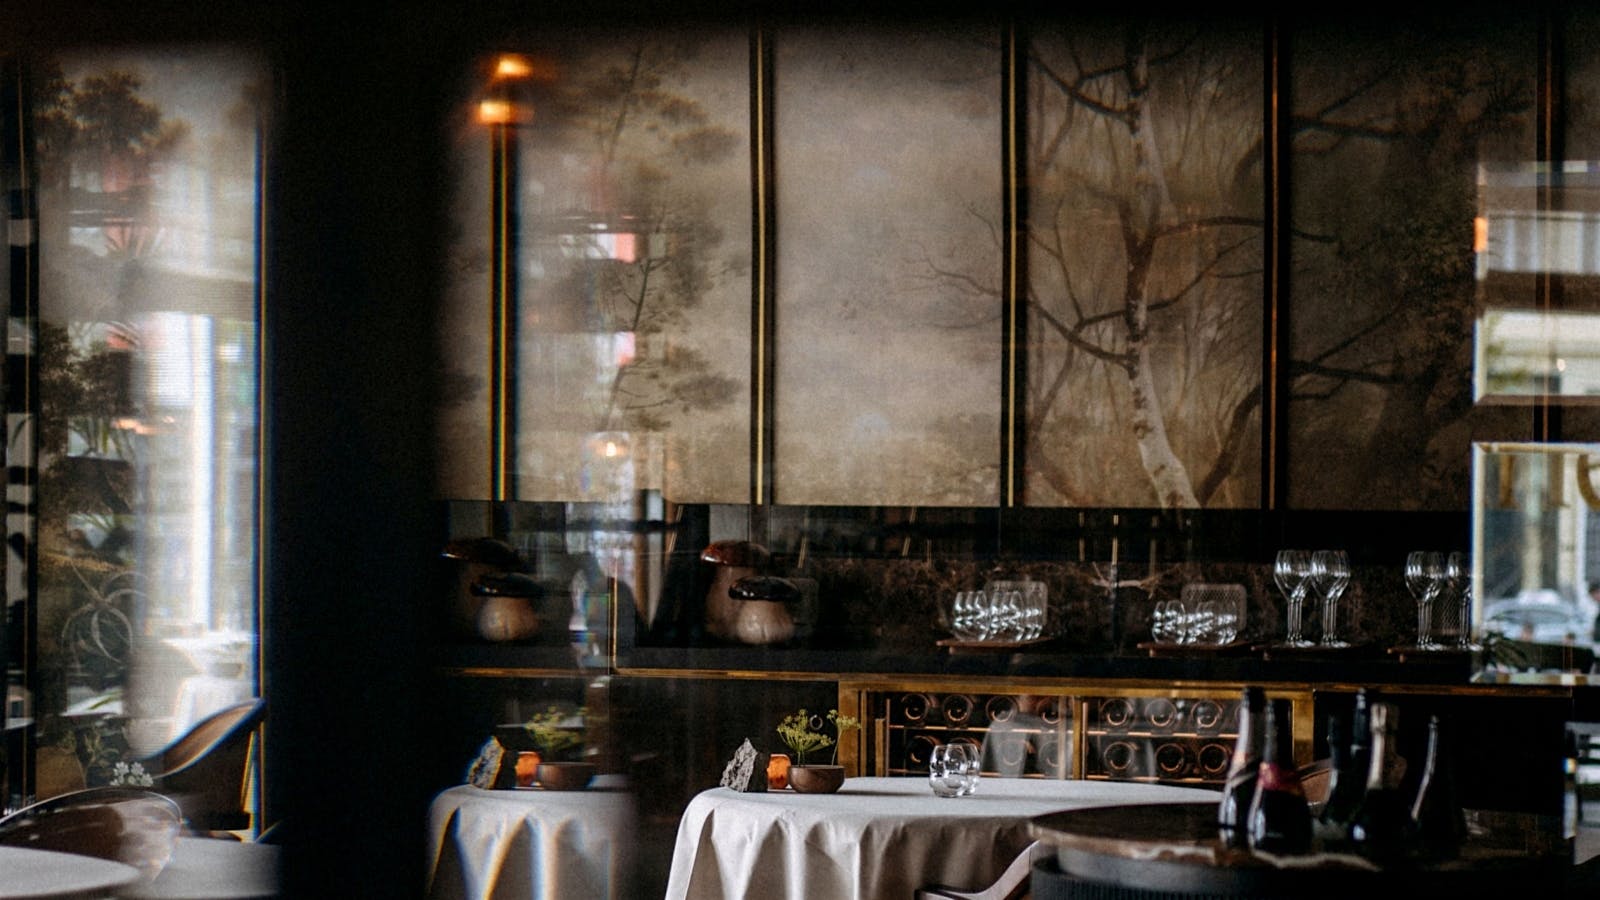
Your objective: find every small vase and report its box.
[787,764,845,794]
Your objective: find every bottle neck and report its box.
[1365,706,1397,791]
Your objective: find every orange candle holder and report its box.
[767,753,791,790]
[515,751,542,787]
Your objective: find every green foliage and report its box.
[776,708,861,766]
[521,706,586,761]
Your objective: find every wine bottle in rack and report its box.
[1036,735,1064,778]
[1190,698,1224,734]
[984,695,1017,725]
[941,693,974,727]
[1216,686,1265,848]
[1144,697,1178,732]
[898,692,930,724]
[1247,698,1311,855]
[905,733,941,769]
[1099,697,1134,730]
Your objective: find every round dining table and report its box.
[663,775,1222,900]
[117,836,280,899]
[426,779,637,900]
[0,845,141,900]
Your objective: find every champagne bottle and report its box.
[1216,686,1266,848]
[1347,701,1418,864]
[1319,689,1374,843]
[1247,697,1311,854]
[1411,713,1467,860]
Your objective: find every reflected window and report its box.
[1473,442,1600,651]
[19,47,263,796]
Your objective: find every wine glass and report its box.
[951,590,986,641]
[1274,549,1314,647]
[1405,551,1447,650]
[1445,551,1478,651]
[1313,549,1351,648]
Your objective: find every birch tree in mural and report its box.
[1026,21,1264,508]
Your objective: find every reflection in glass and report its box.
[1472,442,1600,654]
[441,31,753,504]
[1288,15,1536,510]
[1476,308,1600,400]
[774,26,1002,506]
[32,48,264,764]
[1025,19,1263,508]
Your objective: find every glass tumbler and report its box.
[928,743,980,797]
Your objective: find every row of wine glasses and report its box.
[1272,550,1351,648]
[1404,551,1474,650]
[947,581,1047,643]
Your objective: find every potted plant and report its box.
[776,708,860,793]
[517,706,594,790]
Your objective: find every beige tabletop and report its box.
[664,775,1221,900]
[426,780,637,900]
[116,837,279,899]
[0,846,141,900]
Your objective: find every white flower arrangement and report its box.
[108,760,154,787]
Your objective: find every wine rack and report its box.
[875,689,1074,779]
[1082,695,1238,785]
[839,681,1314,786]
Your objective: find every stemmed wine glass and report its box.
[1405,551,1447,650]
[1313,549,1351,648]
[1445,551,1478,651]
[1274,549,1315,647]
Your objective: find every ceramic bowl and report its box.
[536,762,596,791]
[787,764,845,794]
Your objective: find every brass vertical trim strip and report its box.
[751,27,775,507]
[489,124,506,502]
[1536,10,1561,443]
[1001,21,1024,508]
[488,122,517,504]
[252,77,271,833]
[1263,17,1285,511]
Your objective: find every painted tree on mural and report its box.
[1025,20,1265,508]
[1020,17,1529,510]
[517,37,747,498]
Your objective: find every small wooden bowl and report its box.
[787,764,845,794]
[536,762,596,791]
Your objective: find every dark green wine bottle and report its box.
[1319,688,1374,846]
[1347,701,1418,865]
[1411,713,1467,860]
[1217,686,1266,848]
[1247,697,1311,854]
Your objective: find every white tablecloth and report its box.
[118,837,279,899]
[426,782,636,900]
[664,776,1220,900]
[0,845,139,899]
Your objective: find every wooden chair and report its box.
[0,786,182,882]
[136,698,266,836]
[1296,757,1335,809]
[915,841,1050,900]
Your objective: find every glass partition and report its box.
[22,46,264,801]
[1472,441,1600,654]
